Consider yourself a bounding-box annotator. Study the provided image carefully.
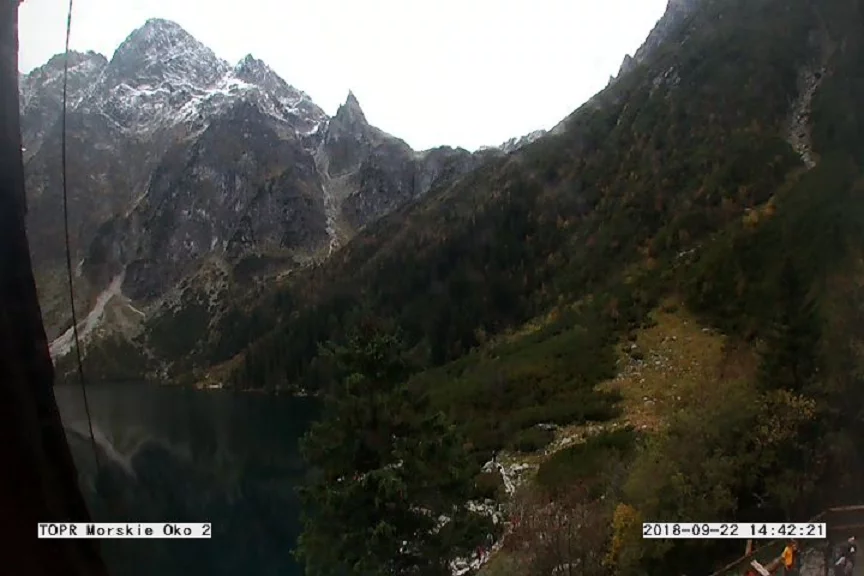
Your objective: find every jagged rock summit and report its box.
[339,90,367,124]
[325,90,377,149]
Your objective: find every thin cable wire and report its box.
[61,0,100,470]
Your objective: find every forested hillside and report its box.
[220,0,861,409]
[72,0,864,572]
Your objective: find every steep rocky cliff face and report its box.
[108,101,330,302]
[612,0,701,80]
[317,93,488,238]
[20,18,501,350]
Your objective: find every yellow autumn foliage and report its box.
[606,503,643,569]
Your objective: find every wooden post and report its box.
[0,1,108,573]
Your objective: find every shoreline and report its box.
[55,379,318,399]
[189,380,317,398]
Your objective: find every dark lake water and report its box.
[55,383,318,576]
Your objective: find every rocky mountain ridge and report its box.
[478,129,548,155]
[612,0,701,81]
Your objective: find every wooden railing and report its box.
[707,506,864,576]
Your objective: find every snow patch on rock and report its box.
[67,19,327,140]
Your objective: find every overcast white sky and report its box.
[18,0,667,151]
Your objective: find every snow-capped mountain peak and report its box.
[107,18,229,89]
[233,53,305,104]
[51,19,328,138]
[231,54,327,133]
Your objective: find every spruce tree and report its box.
[295,325,490,576]
[758,258,821,392]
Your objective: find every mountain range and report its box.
[19,18,533,353]
[19,0,705,368]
